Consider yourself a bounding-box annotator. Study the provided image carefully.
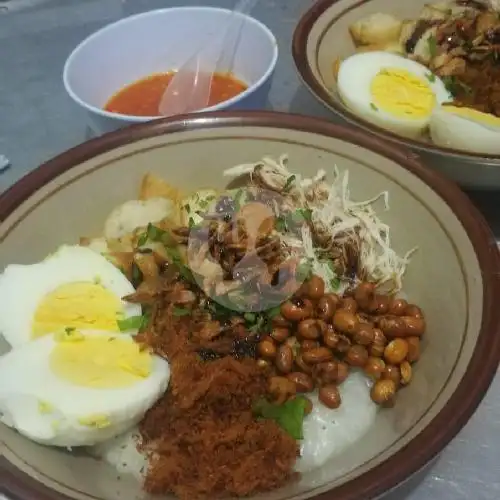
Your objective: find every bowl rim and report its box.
[291,0,500,162]
[1,110,500,500]
[62,6,279,123]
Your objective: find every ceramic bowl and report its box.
[1,111,500,500]
[63,7,278,135]
[292,0,500,189]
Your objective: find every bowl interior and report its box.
[0,115,494,500]
[63,8,277,118]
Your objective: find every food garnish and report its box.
[253,396,309,440]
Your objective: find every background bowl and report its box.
[1,111,500,500]
[63,7,278,136]
[292,0,500,190]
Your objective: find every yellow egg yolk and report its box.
[370,68,435,119]
[442,105,500,128]
[49,334,152,389]
[32,282,123,339]
[78,414,112,429]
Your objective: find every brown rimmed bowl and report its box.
[1,110,500,500]
[292,0,500,189]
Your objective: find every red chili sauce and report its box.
[104,71,248,116]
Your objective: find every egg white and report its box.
[337,51,452,138]
[0,245,141,348]
[429,105,500,154]
[0,330,170,447]
[296,371,377,472]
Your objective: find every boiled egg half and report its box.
[429,105,500,154]
[0,245,142,348]
[0,329,170,447]
[337,52,453,138]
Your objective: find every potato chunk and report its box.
[349,13,403,46]
[355,41,405,54]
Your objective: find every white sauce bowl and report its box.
[63,7,278,135]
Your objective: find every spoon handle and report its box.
[158,0,260,116]
[215,0,260,74]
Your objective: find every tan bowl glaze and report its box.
[292,0,500,189]
[1,111,500,500]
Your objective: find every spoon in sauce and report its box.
[158,0,259,117]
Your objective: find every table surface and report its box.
[0,1,499,499]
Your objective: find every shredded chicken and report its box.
[224,155,415,292]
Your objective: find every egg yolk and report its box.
[32,282,123,339]
[370,68,435,119]
[49,335,152,389]
[78,414,111,429]
[442,105,500,127]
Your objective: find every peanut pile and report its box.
[257,275,425,410]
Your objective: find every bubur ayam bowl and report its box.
[1,111,500,500]
[292,0,500,190]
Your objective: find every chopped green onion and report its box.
[147,224,165,242]
[131,263,143,288]
[117,315,144,331]
[244,312,257,323]
[248,315,266,334]
[330,277,341,290]
[442,75,472,96]
[427,35,437,58]
[172,306,191,317]
[137,232,148,247]
[265,306,281,319]
[275,215,288,233]
[295,260,313,282]
[283,175,296,192]
[233,189,245,211]
[294,208,312,223]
